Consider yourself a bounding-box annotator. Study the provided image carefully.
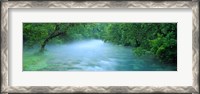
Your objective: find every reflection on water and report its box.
[24,39,177,71]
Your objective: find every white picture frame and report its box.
[1,1,199,94]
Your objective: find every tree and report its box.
[40,23,65,52]
[23,23,64,52]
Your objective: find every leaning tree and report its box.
[23,23,78,52]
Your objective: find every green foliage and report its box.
[133,47,146,56]
[23,23,57,47]
[147,24,177,63]
[23,52,50,71]
[23,23,177,64]
[96,23,177,64]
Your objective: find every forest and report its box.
[23,23,177,71]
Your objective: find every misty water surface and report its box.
[23,39,176,71]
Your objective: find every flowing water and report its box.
[23,39,176,71]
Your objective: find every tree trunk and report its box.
[39,31,64,52]
[39,23,78,52]
[39,24,64,52]
[40,38,49,52]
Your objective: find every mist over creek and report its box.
[23,39,176,71]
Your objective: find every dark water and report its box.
[32,39,176,71]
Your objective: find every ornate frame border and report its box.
[1,1,199,94]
